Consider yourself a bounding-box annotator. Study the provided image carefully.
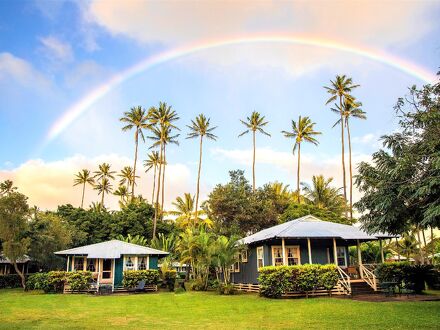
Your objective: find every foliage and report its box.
[26,273,49,291]
[0,274,23,289]
[161,269,177,291]
[66,271,92,292]
[280,203,352,225]
[355,78,440,235]
[122,270,160,288]
[348,241,391,264]
[212,235,243,285]
[258,264,339,298]
[217,283,235,295]
[46,271,67,293]
[168,193,213,229]
[116,234,148,246]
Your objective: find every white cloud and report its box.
[0,154,193,211]
[39,36,74,63]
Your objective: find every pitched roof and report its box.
[55,240,168,259]
[0,254,31,264]
[242,215,394,244]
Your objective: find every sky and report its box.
[0,0,439,211]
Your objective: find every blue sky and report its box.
[0,0,439,210]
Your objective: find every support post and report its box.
[333,238,338,266]
[281,238,287,266]
[307,238,312,264]
[357,239,363,278]
[379,239,384,263]
[97,259,101,286]
[66,256,70,272]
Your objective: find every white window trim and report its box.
[256,246,264,269]
[241,250,248,263]
[123,255,149,271]
[137,256,149,270]
[336,246,347,267]
[271,245,301,266]
[234,261,240,273]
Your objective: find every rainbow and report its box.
[45,34,437,143]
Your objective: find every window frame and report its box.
[336,246,347,267]
[86,258,96,272]
[271,245,301,266]
[137,256,149,270]
[73,256,85,271]
[256,246,264,269]
[241,250,248,263]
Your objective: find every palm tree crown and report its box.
[73,169,95,208]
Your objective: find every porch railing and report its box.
[336,266,351,295]
[359,264,377,291]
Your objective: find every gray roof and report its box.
[0,254,31,264]
[55,240,169,259]
[242,215,394,244]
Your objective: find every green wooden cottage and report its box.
[55,240,168,291]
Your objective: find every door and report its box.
[101,258,113,283]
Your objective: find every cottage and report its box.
[232,215,395,294]
[55,240,168,291]
[0,254,33,275]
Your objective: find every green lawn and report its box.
[0,289,439,329]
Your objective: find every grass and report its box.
[0,289,439,329]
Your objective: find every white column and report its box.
[307,238,312,264]
[332,238,338,266]
[281,238,287,266]
[66,256,70,272]
[112,259,115,291]
[379,239,384,263]
[357,239,363,278]
[97,259,101,286]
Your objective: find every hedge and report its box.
[122,270,160,288]
[161,269,177,291]
[258,264,339,298]
[66,271,92,292]
[0,274,23,289]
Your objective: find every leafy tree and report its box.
[0,192,30,289]
[168,193,212,229]
[120,106,150,197]
[238,111,270,191]
[282,116,321,202]
[0,180,17,196]
[73,169,94,208]
[212,235,243,285]
[324,75,359,212]
[187,114,218,221]
[116,234,148,246]
[280,203,353,225]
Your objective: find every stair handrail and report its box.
[336,266,351,295]
[360,264,377,291]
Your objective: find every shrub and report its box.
[26,273,49,291]
[174,287,186,294]
[122,270,160,288]
[161,269,177,292]
[217,283,235,295]
[46,271,67,293]
[66,271,92,292]
[258,264,339,298]
[188,278,207,291]
[0,274,22,289]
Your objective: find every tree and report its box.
[212,235,243,285]
[118,166,138,192]
[113,185,129,208]
[0,180,17,196]
[280,203,353,225]
[355,77,440,263]
[332,98,366,220]
[168,193,212,229]
[0,192,30,289]
[143,151,160,203]
[116,234,148,246]
[73,169,95,208]
[120,106,150,197]
[301,175,347,215]
[281,116,321,202]
[187,114,218,221]
[93,163,116,206]
[238,111,270,191]
[324,75,359,214]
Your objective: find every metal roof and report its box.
[0,254,31,264]
[55,240,169,259]
[242,215,393,244]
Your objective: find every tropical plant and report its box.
[120,106,150,197]
[94,177,113,206]
[116,234,148,246]
[168,193,212,228]
[332,98,366,220]
[187,114,218,221]
[238,111,270,191]
[118,166,138,192]
[324,75,359,215]
[73,169,95,208]
[143,151,160,203]
[0,180,17,196]
[93,163,116,206]
[281,116,321,202]
[212,235,243,285]
[113,185,129,207]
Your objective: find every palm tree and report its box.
[168,193,212,228]
[213,235,243,285]
[332,98,366,219]
[116,234,148,246]
[120,106,150,197]
[89,201,104,213]
[113,185,129,207]
[301,175,346,214]
[93,163,116,206]
[117,166,138,192]
[238,111,270,191]
[187,114,218,221]
[143,151,160,204]
[73,169,95,208]
[282,116,321,202]
[324,75,359,214]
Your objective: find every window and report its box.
[234,261,240,273]
[138,257,148,270]
[272,247,284,266]
[74,257,84,271]
[336,247,347,267]
[271,246,301,266]
[102,259,112,279]
[256,246,264,269]
[86,259,96,272]
[125,257,135,270]
[241,250,248,263]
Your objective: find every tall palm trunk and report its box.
[151,164,157,204]
[153,143,163,238]
[346,119,353,220]
[339,96,348,217]
[252,130,256,192]
[81,182,86,208]
[297,143,301,203]
[161,144,166,213]
[101,179,105,206]
[132,130,139,198]
[194,135,204,224]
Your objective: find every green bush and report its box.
[188,278,207,291]
[46,271,67,293]
[161,270,177,292]
[217,283,235,295]
[0,274,22,289]
[258,264,339,298]
[122,270,160,288]
[174,287,186,294]
[66,271,92,292]
[26,273,49,291]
